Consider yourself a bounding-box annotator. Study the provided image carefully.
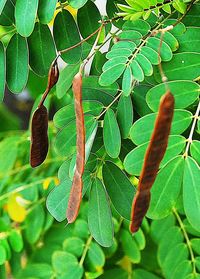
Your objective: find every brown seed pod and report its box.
[30,105,49,168]
[67,72,85,223]
[130,91,174,233]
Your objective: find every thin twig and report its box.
[79,235,93,266]
[96,91,122,120]
[183,99,200,157]
[173,208,196,274]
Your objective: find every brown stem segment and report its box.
[130,91,174,233]
[67,73,85,223]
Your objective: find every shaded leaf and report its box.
[88,178,114,247]
[102,161,136,220]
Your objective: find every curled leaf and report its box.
[130,91,174,233]
[30,105,48,168]
[67,72,85,223]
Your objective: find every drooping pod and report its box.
[30,59,59,168]
[30,105,49,168]
[130,91,174,233]
[67,72,85,223]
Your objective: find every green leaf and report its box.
[122,19,151,36]
[147,156,185,219]
[150,214,175,243]
[118,30,142,46]
[172,261,192,279]
[54,101,103,129]
[25,204,45,244]
[191,239,200,255]
[122,66,133,96]
[140,46,161,65]
[103,109,121,158]
[99,268,128,279]
[163,243,189,279]
[28,23,56,77]
[8,231,23,253]
[6,34,29,93]
[133,84,152,117]
[86,242,105,269]
[135,54,153,77]
[69,0,88,9]
[134,229,146,250]
[156,31,179,52]
[146,81,200,111]
[46,178,72,222]
[146,37,173,62]
[53,10,82,64]
[0,0,6,14]
[15,0,38,37]
[63,237,84,257]
[54,115,96,157]
[133,269,161,279]
[154,53,200,82]
[77,1,101,44]
[0,42,5,101]
[131,60,144,82]
[0,0,15,26]
[120,229,141,263]
[38,0,57,24]
[124,135,186,175]
[0,245,6,265]
[173,0,187,14]
[117,95,133,139]
[158,226,184,266]
[52,251,83,278]
[102,161,136,220]
[17,264,53,279]
[83,76,119,106]
[106,48,132,59]
[0,136,19,175]
[99,64,126,86]
[130,109,192,145]
[177,27,200,53]
[164,19,186,36]
[190,140,200,165]
[56,63,80,99]
[183,157,200,231]
[88,178,114,247]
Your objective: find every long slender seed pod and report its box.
[30,59,59,168]
[130,91,174,233]
[30,105,49,168]
[67,73,85,223]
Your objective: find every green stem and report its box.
[79,235,93,266]
[173,208,196,274]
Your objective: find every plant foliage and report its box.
[0,0,200,278]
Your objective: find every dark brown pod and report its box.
[30,105,49,168]
[67,72,85,223]
[130,91,174,233]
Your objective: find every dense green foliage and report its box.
[0,0,200,278]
